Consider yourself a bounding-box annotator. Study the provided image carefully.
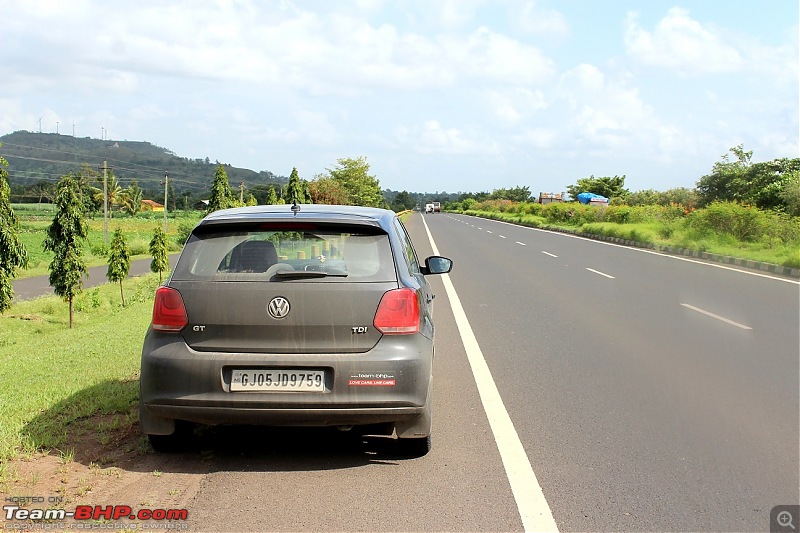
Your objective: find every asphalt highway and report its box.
[415,212,799,532]
[13,212,797,532]
[180,212,799,532]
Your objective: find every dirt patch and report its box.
[1,411,207,529]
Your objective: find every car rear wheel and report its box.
[147,421,194,453]
[397,434,431,458]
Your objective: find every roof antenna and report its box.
[291,202,300,216]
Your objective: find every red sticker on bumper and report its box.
[348,379,396,386]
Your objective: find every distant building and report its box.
[142,199,164,212]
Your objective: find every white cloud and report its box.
[487,88,548,123]
[624,8,743,74]
[394,120,500,155]
[557,64,680,157]
[511,127,556,149]
[515,0,569,38]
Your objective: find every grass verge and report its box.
[0,274,159,463]
[462,210,800,269]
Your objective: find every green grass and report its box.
[462,209,800,269]
[0,274,160,461]
[12,207,202,279]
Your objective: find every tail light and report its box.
[374,288,420,334]
[152,287,188,332]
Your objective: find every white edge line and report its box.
[681,303,753,330]
[453,214,799,285]
[421,215,559,533]
[586,268,615,279]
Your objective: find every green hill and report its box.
[1,131,287,202]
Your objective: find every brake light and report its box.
[374,288,420,334]
[152,287,188,332]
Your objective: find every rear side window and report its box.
[171,222,397,282]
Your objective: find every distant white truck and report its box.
[424,202,441,213]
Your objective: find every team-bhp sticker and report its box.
[348,372,396,386]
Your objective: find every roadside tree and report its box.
[566,175,629,202]
[309,175,349,205]
[696,146,800,210]
[91,172,122,217]
[285,167,313,205]
[44,174,89,328]
[119,179,144,216]
[327,157,385,207]
[390,191,417,212]
[780,170,800,216]
[265,185,279,205]
[149,226,169,283]
[0,147,29,314]
[107,228,131,307]
[206,165,236,214]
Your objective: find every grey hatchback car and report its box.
[140,204,452,456]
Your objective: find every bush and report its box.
[461,198,478,211]
[542,203,598,225]
[176,220,196,246]
[521,202,544,217]
[685,202,769,242]
[603,206,632,224]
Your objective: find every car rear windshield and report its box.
[171,222,397,282]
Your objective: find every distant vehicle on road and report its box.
[425,202,441,213]
[140,204,452,456]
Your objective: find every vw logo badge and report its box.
[268,297,291,319]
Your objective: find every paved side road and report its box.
[11,254,180,302]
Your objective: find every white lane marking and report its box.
[586,268,615,279]
[487,230,493,234]
[680,304,753,330]
[453,214,799,285]
[421,216,559,533]
[541,251,558,258]
[499,235,507,239]
[516,242,527,246]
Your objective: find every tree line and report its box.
[0,147,388,323]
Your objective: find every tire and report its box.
[397,434,431,458]
[147,421,194,453]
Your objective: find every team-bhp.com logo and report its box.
[4,503,189,522]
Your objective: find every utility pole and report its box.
[162,172,169,233]
[240,182,245,204]
[103,160,109,243]
[56,121,59,134]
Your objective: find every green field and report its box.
[0,274,160,470]
[11,205,202,279]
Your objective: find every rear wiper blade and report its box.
[274,269,348,279]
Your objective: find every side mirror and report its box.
[422,256,453,275]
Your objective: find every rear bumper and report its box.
[142,404,424,429]
[140,330,433,434]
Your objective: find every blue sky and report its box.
[1,0,797,195]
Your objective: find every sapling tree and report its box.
[44,174,88,328]
[149,225,169,283]
[0,147,28,313]
[107,228,131,306]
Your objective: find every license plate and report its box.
[230,370,326,392]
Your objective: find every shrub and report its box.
[176,220,196,246]
[685,202,769,242]
[603,206,632,224]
